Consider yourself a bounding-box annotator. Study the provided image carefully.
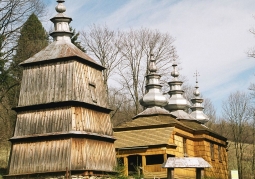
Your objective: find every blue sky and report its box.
[43,0,255,115]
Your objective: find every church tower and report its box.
[137,54,170,117]
[164,59,192,119]
[6,1,116,178]
[190,72,209,124]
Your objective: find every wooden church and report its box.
[5,0,228,179]
[6,0,116,178]
[113,56,228,179]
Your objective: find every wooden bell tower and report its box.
[6,1,116,178]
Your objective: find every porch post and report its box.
[196,168,204,179]
[124,157,128,176]
[167,168,174,179]
[142,155,146,176]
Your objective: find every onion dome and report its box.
[190,74,209,124]
[165,59,192,119]
[50,0,73,42]
[135,54,169,118]
[140,54,168,107]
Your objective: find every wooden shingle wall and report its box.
[9,139,71,175]
[203,141,228,179]
[18,61,107,108]
[8,138,116,175]
[8,58,116,177]
[14,107,113,137]
[71,138,116,171]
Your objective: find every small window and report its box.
[218,146,222,162]
[89,83,97,103]
[183,138,188,157]
[146,154,164,165]
[210,143,214,160]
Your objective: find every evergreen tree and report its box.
[0,13,48,171]
[10,13,48,83]
[70,27,86,53]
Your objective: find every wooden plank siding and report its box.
[8,58,116,177]
[8,139,71,175]
[72,107,113,135]
[14,107,113,137]
[18,61,108,108]
[114,118,229,178]
[71,138,116,172]
[8,138,116,175]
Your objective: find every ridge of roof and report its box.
[19,41,104,70]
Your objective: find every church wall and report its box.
[203,140,228,179]
[70,138,116,171]
[8,138,116,176]
[8,138,71,175]
[167,127,228,179]
[14,107,113,137]
[18,61,108,108]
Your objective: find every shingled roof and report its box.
[114,115,180,130]
[19,41,104,70]
[113,114,227,148]
[114,127,175,149]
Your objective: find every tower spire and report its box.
[135,54,169,118]
[190,72,209,124]
[50,0,73,42]
[165,58,192,119]
[140,54,168,108]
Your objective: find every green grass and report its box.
[0,144,9,179]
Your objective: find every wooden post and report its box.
[66,167,69,179]
[142,155,146,176]
[167,168,174,179]
[164,153,167,162]
[196,168,204,179]
[124,157,128,176]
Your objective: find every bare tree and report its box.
[81,26,177,115]
[108,87,136,127]
[80,25,123,98]
[117,28,176,114]
[0,0,45,60]
[0,0,45,170]
[222,91,253,179]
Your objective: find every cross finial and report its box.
[194,70,200,83]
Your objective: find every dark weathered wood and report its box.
[18,61,108,108]
[8,58,115,178]
[71,138,115,171]
[8,18,116,177]
[196,168,204,179]
[14,107,113,137]
[167,168,174,179]
[8,139,70,174]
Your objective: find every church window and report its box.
[89,83,97,103]
[183,138,188,157]
[218,145,222,162]
[146,154,164,165]
[210,143,214,160]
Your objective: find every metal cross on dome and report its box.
[194,70,200,83]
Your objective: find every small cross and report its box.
[194,70,200,83]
